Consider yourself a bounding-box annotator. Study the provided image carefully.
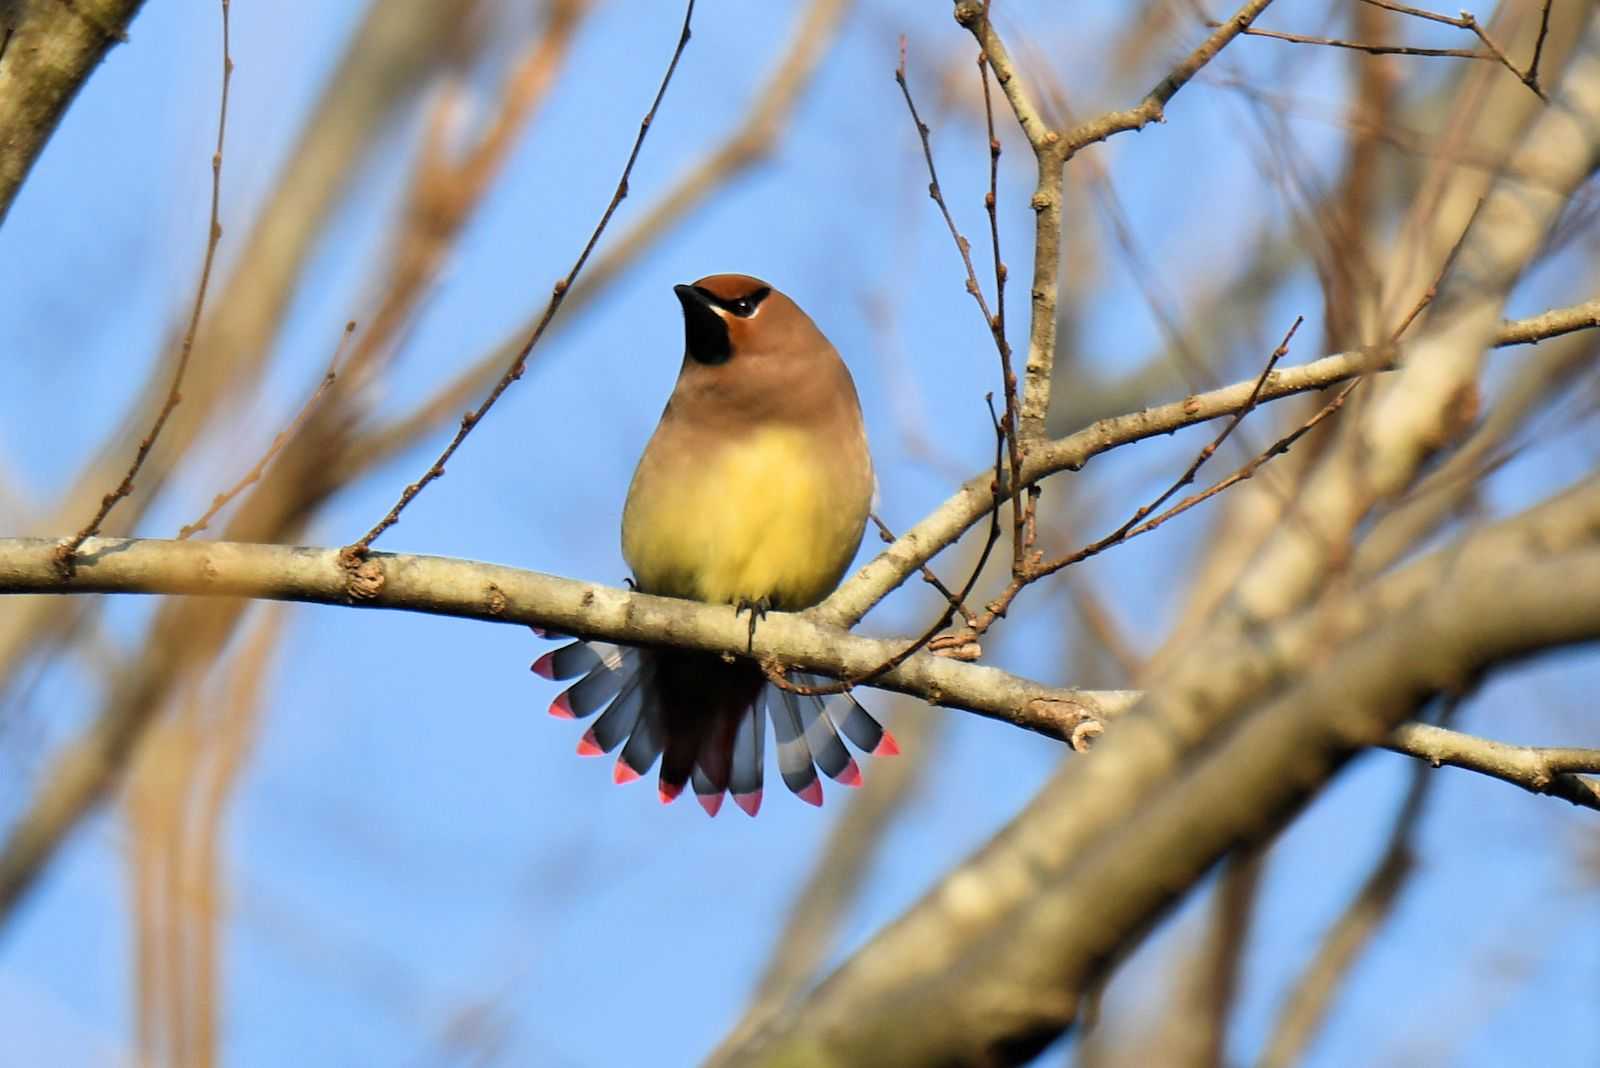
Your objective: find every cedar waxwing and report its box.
[533,274,897,816]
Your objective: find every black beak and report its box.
[675,284,732,366]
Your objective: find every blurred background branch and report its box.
[0,0,146,224]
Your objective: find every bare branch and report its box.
[345,1,698,555]
[1492,297,1600,345]
[1385,722,1600,811]
[1275,1,1553,100]
[0,533,1128,921]
[56,0,233,570]
[821,299,1600,628]
[0,536,1129,747]
[954,0,1274,440]
[1054,0,1280,158]
[709,543,1600,1065]
[0,0,474,694]
[720,708,946,1054]
[347,0,857,476]
[176,322,353,541]
[3,473,1596,931]
[0,0,145,224]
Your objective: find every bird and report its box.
[532,273,897,817]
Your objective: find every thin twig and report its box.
[1111,318,1303,532]
[1527,0,1554,95]
[1356,0,1477,28]
[1239,25,1487,59]
[895,37,1024,558]
[341,0,590,386]
[957,318,1306,634]
[344,0,854,480]
[177,322,354,540]
[1251,3,1549,101]
[869,514,976,627]
[1046,0,1280,159]
[892,40,999,354]
[974,4,1026,572]
[55,0,234,572]
[1111,378,1359,548]
[343,0,697,557]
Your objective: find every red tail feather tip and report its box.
[733,790,763,817]
[659,780,684,804]
[697,791,725,817]
[531,652,557,679]
[548,693,575,719]
[576,729,603,757]
[796,779,824,807]
[613,761,641,785]
[874,731,901,756]
[836,759,862,787]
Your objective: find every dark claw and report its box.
[735,597,771,653]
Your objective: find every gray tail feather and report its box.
[534,640,898,815]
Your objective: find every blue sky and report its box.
[1,1,1595,1065]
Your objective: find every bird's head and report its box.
[674,274,824,367]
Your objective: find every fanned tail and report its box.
[533,640,898,816]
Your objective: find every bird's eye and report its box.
[723,286,770,318]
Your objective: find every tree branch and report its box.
[0,0,475,696]
[0,537,1128,738]
[1385,722,1600,810]
[0,0,146,225]
[2,496,1595,935]
[820,299,1600,627]
[1364,13,1600,497]
[710,470,1600,1064]
[710,544,1600,1066]
[348,0,857,481]
[0,535,1126,922]
[951,0,1276,439]
[344,0,697,555]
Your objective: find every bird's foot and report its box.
[734,597,771,653]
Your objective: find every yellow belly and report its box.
[622,426,864,610]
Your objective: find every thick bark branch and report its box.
[0,0,146,224]
[709,469,1600,1066]
[1363,12,1600,496]
[711,545,1600,1066]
